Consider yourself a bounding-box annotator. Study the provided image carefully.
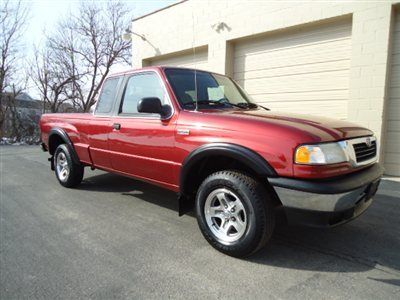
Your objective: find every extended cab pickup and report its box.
[40,67,383,257]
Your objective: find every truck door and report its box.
[87,76,122,170]
[108,71,179,189]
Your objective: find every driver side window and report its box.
[120,72,166,115]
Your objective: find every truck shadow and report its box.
[79,172,400,275]
[79,171,180,211]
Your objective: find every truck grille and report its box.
[353,140,377,163]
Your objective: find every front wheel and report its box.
[54,144,84,188]
[195,170,275,257]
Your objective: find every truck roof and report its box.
[107,66,225,79]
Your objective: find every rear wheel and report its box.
[54,144,84,188]
[195,170,275,257]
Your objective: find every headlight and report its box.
[295,141,348,165]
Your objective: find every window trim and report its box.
[116,70,174,119]
[94,76,123,116]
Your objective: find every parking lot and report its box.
[1,145,399,299]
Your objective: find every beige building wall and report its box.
[383,9,400,176]
[131,0,400,175]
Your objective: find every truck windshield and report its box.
[164,68,257,110]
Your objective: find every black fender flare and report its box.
[180,143,278,196]
[48,128,80,165]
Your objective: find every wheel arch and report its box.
[48,128,80,165]
[179,143,279,214]
[180,143,278,193]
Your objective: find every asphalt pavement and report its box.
[1,145,399,299]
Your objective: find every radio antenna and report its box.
[191,9,198,111]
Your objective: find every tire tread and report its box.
[196,170,275,257]
[54,144,84,188]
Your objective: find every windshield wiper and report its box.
[229,102,270,110]
[232,102,259,109]
[182,100,266,110]
[182,100,225,108]
[258,104,270,111]
[215,98,256,109]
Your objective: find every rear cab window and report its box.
[95,77,121,115]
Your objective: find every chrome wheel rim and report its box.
[56,151,69,182]
[204,188,247,244]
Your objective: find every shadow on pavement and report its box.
[79,172,179,211]
[368,278,400,287]
[79,172,400,274]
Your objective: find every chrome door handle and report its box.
[113,123,121,130]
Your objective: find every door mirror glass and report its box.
[137,97,172,119]
[137,97,162,114]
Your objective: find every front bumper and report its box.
[269,163,383,227]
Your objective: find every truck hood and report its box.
[196,108,373,143]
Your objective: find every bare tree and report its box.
[46,1,131,112]
[0,0,29,129]
[0,73,38,142]
[30,46,77,113]
[6,81,31,140]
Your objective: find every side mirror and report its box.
[137,97,172,119]
[137,97,162,114]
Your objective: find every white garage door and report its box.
[384,12,400,176]
[148,47,209,71]
[233,19,352,120]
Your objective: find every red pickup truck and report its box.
[40,66,383,257]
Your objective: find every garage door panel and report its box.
[390,54,400,65]
[235,39,350,65]
[258,99,347,119]
[234,60,350,81]
[394,18,400,32]
[384,153,400,164]
[249,89,349,103]
[233,19,351,120]
[386,99,400,120]
[385,164,400,175]
[234,41,350,74]
[389,85,400,96]
[389,69,400,87]
[385,132,400,152]
[384,12,400,176]
[240,70,349,94]
[387,120,400,132]
[391,40,400,53]
[392,41,400,53]
[148,49,209,71]
[234,21,351,58]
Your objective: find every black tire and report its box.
[53,144,84,188]
[195,170,275,257]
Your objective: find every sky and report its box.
[25,0,177,47]
[20,0,177,97]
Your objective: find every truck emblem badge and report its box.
[177,129,190,136]
[365,137,372,147]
